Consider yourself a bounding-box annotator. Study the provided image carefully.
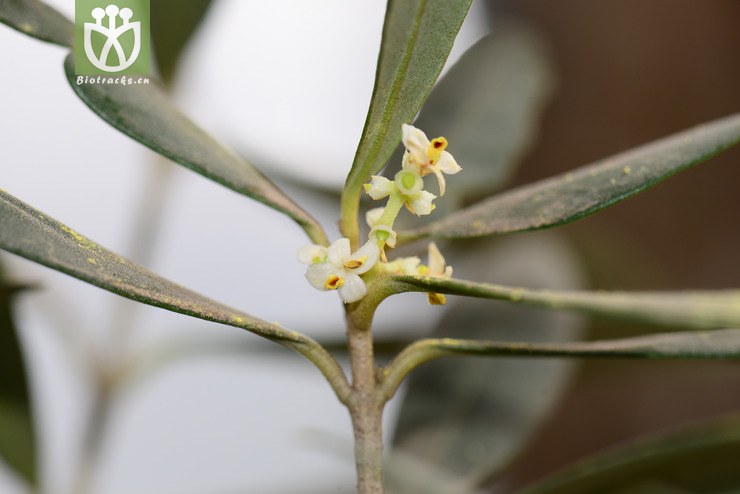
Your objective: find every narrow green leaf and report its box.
[398,112,740,242]
[340,0,473,241]
[388,234,585,494]
[515,412,740,494]
[382,329,740,439]
[0,260,36,485]
[409,328,740,361]
[0,0,73,47]
[390,276,740,330]
[63,54,327,246]
[151,0,214,85]
[0,189,350,401]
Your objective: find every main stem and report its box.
[347,307,385,494]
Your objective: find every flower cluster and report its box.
[298,124,459,304]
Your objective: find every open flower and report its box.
[299,238,379,304]
[401,123,461,196]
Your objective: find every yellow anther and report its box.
[426,137,448,162]
[417,265,430,276]
[344,256,368,270]
[324,275,345,290]
[427,292,447,305]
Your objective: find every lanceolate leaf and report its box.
[0,190,348,400]
[151,0,214,85]
[390,276,740,330]
[392,329,740,362]
[0,0,73,47]
[382,330,740,424]
[0,260,36,485]
[398,112,740,242]
[515,412,740,494]
[340,0,473,240]
[63,54,327,246]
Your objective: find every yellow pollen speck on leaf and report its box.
[426,137,447,162]
[324,275,344,290]
[623,166,632,175]
[233,316,245,324]
[87,258,97,265]
[344,256,368,270]
[61,225,96,250]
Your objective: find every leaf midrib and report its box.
[360,0,428,180]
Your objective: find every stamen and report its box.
[324,275,344,290]
[426,137,448,162]
[344,256,368,269]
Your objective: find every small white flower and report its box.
[393,170,437,216]
[301,238,379,304]
[369,225,397,248]
[401,123,461,196]
[364,176,395,200]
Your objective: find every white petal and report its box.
[428,242,446,276]
[401,123,429,165]
[338,273,367,303]
[365,207,385,228]
[348,240,380,275]
[364,176,395,200]
[297,244,327,265]
[406,190,436,216]
[369,225,397,248]
[305,262,336,291]
[436,151,461,175]
[327,238,351,266]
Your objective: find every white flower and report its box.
[300,238,379,304]
[393,170,437,216]
[401,123,461,196]
[369,225,397,248]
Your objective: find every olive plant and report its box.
[2,1,740,494]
